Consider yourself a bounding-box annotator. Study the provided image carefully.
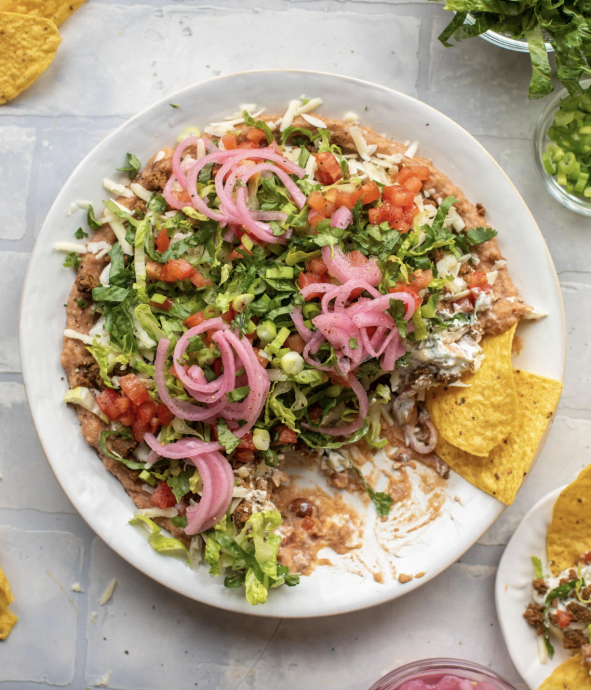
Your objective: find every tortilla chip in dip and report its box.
[547,464,591,576]
[426,324,518,457]
[0,0,86,25]
[537,655,591,690]
[0,566,17,640]
[435,369,562,505]
[0,11,61,105]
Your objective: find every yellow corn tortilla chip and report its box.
[426,324,518,457]
[0,565,17,640]
[0,0,86,25]
[435,369,562,505]
[547,464,591,577]
[538,655,591,690]
[0,11,61,105]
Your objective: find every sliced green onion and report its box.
[542,152,557,175]
[266,327,290,356]
[326,385,343,398]
[574,172,590,194]
[302,303,321,319]
[257,320,277,343]
[253,428,270,451]
[281,351,304,375]
[139,470,157,486]
[265,266,294,280]
[232,293,254,313]
[555,110,575,126]
[558,151,577,175]
[203,305,221,319]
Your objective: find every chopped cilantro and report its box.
[117,152,141,180]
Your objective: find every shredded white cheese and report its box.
[205,109,265,137]
[103,178,133,198]
[492,259,507,271]
[196,139,206,160]
[87,241,112,260]
[135,507,178,518]
[99,579,117,606]
[301,113,326,128]
[280,99,301,132]
[154,150,166,163]
[64,329,94,345]
[93,670,112,688]
[54,242,87,254]
[103,209,133,255]
[71,582,84,593]
[295,97,323,116]
[350,126,376,162]
[305,154,317,181]
[130,182,152,202]
[404,141,419,158]
[486,270,499,285]
[343,112,359,124]
[66,200,92,216]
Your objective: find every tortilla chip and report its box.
[0,0,86,25]
[426,324,518,457]
[436,369,562,505]
[0,566,17,640]
[547,464,591,576]
[0,11,61,105]
[538,655,591,690]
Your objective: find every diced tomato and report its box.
[96,388,121,421]
[119,374,150,406]
[146,261,164,282]
[155,228,170,253]
[227,243,253,261]
[114,395,132,415]
[388,284,422,311]
[150,298,173,312]
[467,271,488,290]
[161,258,195,283]
[327,371,351,388]
[157,403,175,426]
[383,186,415,208]
[131,418,149,444]
[235,450,256,463]
[221,306,236,324]
[189,270,212,289]
[237,433,255,451]
[403,176,423,194]
[275,425,298,445]
[298,272,330,301]
[346,250,368,267]
[213,358,223,377]
[556,610,573,628]
[307,191,336,219]
[168,364,180,379]
[246,128,266,145]
[221,134,238,150]
[150,481,177,509]
[238,140,259,150]
[306,257,328,276]
[118,411,135,427]
[368,206,386,225]
[171,189,192,205]
[412,165,431,181]
[285,334,306,354]
[253,347,270,368]
[584,550,591,564]
[454,296,474,313]
[315,152,343,185]
[359,181,381,205]
[308,209,324,230]
[335,189,362,209]
[409,269,433,292]
[309,405,323,422]
[136,399,158,427]
[184,311,206,329]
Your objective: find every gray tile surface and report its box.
[0,2,589,689]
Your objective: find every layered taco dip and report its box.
[59,98,548,605]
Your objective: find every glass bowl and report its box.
[534,80,591,216]
[368,658,518,690]
[463,13,553,53]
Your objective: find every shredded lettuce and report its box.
[129,514,189,561]
[133,219,149,302]
[86,338,129,388]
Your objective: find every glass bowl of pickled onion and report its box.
[368,659,518,690]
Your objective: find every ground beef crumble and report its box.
[75,271,98,300]
[70,359,103,390]
[523,603,546,635]
[533,578,549,596]
[142,170,168,192]
[563,629,589,650]
[107,434,139,459]
[567,601,591,625]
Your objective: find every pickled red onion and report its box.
[291,307,313,342]
[143,432,221,459]
[322,245,382,288]
[330,206,353,230]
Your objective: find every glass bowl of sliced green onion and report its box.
[535,81,591,216]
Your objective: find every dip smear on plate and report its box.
[59,98,534,605]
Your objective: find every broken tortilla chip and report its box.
[0,0,86,25]
[435,369,562,505]
[0,11,61,105]
[426,324,518,457]
[0,566,17,640]
[547,464,591,577]
[538,655,591,690]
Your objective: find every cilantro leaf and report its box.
[465,226,498,245]
[74,227,88,240]
[167,469,191,502]
[171,516,188,528]
[87,203,102,230]
[226,386,251,404]
[388,297,408,338]
[117,152,141,180]
[63,252,82,270]
[352,467,393,517]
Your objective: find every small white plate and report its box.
[495,487,570,690]
[21,70,565,617]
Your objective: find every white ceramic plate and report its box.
[20,70,566,617]
[495,488,566,690]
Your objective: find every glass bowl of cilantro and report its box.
[535,80,591,216]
